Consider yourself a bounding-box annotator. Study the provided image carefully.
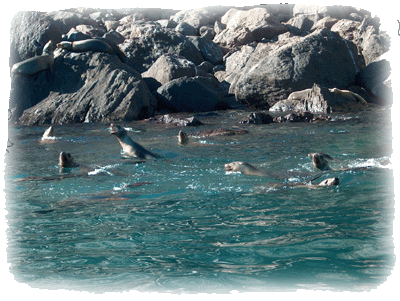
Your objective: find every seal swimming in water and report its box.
[59,151,79,168]
[11,40,55,76]
[224,161,266,177]
[308,153,334,171]
[178,130,189,145]
[110,124,161,160]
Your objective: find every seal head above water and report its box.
[308,153,334,171]
[110,124,161,160]
[59,152,79,168]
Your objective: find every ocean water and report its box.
[5,108,395,293]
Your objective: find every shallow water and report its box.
[5,108,394,293]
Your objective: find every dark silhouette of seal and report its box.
[110,124,161,160]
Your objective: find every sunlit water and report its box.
[5,108,394,293]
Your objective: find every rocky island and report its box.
[9,4,391,125]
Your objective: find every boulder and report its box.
[292,4,357,20]
[9,11,62,66]
[17,52,156,125]
[214,7,288,47]
[170,7,229,30]
[45,10,97,34]
[141,54,197,85]
[189,36,224,65]
[233,28,364,108]
[269,84,368,114]
[119,27,204,73]
[156,76,229,113]
[175,22,197,36]
[273,112,330,123]
[199,26,216,40]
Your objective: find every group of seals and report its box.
[11,40,55,76]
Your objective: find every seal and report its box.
[329,88,368,106]
[224,161,266,177]
[287,88,312,100]
[59,151,79,168]
[11,40,55,76]
[178,130,189,145]
[110,124,161,160]
[308,153,334,171]
[57,39,113,54]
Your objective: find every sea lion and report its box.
[287,88,312,100]
[178,130,189,145]
[308,153,334,171]
[59,152,79,168]
[57,39,114,54]
[224,161,266,177]
[329,88,368,106]
[110,124,161,160]
[11,40,55,76]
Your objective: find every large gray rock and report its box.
[119,27,204,73]
[270,84,368,114]
[156,76,228,112]
[189,36,224,65]
[10,11,62,66]
[17,52,156,125]
[233,28,364,108]
[213,7,288,48]
[141,54,197,85]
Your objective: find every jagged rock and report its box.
[141,54,197,85]
[16,52,156,125]
[273,112,330,123]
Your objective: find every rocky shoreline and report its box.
[9,4,391,125]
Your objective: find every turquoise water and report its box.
[5,108,394,293]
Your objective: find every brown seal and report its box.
[308,153,334,171]
[224,161,266,177]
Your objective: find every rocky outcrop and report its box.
[9,5,391,125]
[233,28,364,108]
[17,52,156,125]
[269,84,368,114]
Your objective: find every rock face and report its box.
[269,84,368,114]
[17,52,156,125]
[233,28,364,108]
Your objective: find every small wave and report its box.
[347,157,392,169]
[87,164,120,176]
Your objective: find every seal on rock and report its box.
[329,88,368,106]
[11,40,55,76]
[57,39,114,54]
[224,161,266,177]
[110,124,161,160]
[308,153,334,171]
